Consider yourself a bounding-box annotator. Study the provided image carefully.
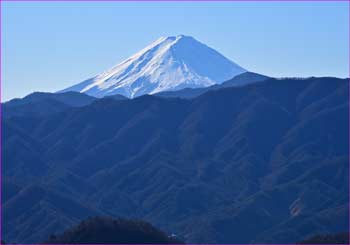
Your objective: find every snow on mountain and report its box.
[60,35,246,98]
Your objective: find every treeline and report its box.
[298,232,349,244]
[44,216,184,244]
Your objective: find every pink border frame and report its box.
[0,0,349,1]
[0,0,349,245]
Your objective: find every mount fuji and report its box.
[60,35,247,98]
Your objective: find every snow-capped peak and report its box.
[60,35,247,98]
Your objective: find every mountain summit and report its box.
[60,35,246,98]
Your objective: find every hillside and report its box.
[2,77,349,243]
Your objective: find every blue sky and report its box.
[2,1,349,101]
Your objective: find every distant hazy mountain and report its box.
[5,91,96,107]
[60,35,246,98]
[45,216,183,244]
[3,77,349,243]
[2,92,129,118]
[3,91,97,117]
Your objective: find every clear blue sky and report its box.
[2,1,349,101]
